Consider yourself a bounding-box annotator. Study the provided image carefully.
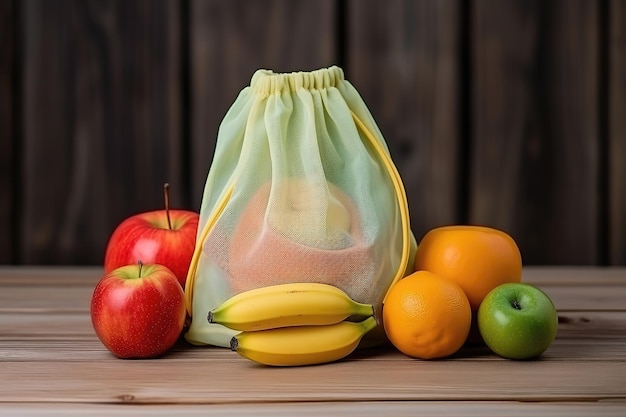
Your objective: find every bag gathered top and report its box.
[184,66,416,348]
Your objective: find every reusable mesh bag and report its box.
[185,66,416,347]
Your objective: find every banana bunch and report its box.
[208,282,378,366]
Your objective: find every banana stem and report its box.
[229,337,239,352]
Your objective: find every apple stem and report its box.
[137,260,144,278]
[512,300,522,310]
[164,183,172,230]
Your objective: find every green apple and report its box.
[478,282,558,359]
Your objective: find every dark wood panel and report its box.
[0,0,14,263]
[347,0,462,243]
[189,0,337,208]
[2,0,621,266]
[471,0,600,264]
[610,0,626,265]
[20,0,184,264]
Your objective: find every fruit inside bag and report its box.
[184,66,417,348]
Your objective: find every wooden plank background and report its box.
[0,0,14,264]
[0,0,624,266]
[472,0,600,265]
[611,0,626,265]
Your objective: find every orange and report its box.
[382,270,471,359]
[414,225,522,311]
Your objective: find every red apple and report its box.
[104,183,199,288]
[91,262,186,359]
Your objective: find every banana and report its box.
[269,178,352,250]
[230,316,378,366]
[208,282,374,331]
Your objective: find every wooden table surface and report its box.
[1,266,625,416]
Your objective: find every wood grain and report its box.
[1,359,624,403]
[0,0,14,264]
[1,267,625,414]
[188,0,337,208]
[471,0,600,264]
[347,0,462,241]
[3,336,626,362]
[3,402,625,417]
[19,0,184,265]
[610,0,626,264]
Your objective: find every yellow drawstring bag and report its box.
[184,66,416,347]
